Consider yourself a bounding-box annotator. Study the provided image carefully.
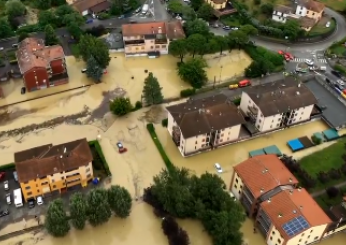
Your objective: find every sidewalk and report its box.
[311,181,346,197]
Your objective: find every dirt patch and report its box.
[25,7,38,25]
[139,106,167,124]
[0,107,41,126]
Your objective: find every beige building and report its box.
[122,21,185,57]
[230,155,298,217]
[239,79,317,133]
[257,188,331,245]
[296,0,325,22]
[15,138,94,202]
[206,0,226,10]
[166,94,245,157]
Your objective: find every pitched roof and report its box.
[122,22,166,36]
[297,0,325,12]
[260,188,332,239]
[15,138,93,183]
[89,1,111,13]
[274,5,293,14]
[234,155,298,199]
[16,38,65,74]
[166,94,245,138]
[166,21,185,40]
[72,0,109,12]
[244,77,317,117]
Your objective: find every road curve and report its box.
[251,8,346,52]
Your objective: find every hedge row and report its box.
[146,123,174,173]
[88,140,112,176]
[0,163,15,172]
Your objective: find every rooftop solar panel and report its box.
[282,216,310,237]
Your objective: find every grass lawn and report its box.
[299,138,346,191]
[330,45,346,56]
[308,18,336,36]
[317,0,346,11]
[240,0,291,21]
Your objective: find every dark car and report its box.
[21,87,26,94]
[222,26,231,30]
[0,209,9,217]
[331,70,342,78]
[28,198,35,208]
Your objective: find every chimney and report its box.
[293,210,297,214]
[289,190,293,194]
[267,198,271,203]
[298,187,302,191]
[289,177,292,182]
[299,205,303,210]
[278,213,282,217]
[260,188,264,193]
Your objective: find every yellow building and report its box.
[257,188,331,245]
[295,0,325,22]
[15,138,94,202]
[206,0,226,10]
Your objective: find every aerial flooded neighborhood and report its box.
[0,0,346,245]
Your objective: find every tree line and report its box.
[45,185,132,237]
[143,167,245,245]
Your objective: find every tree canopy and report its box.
[0,18,13,39]
[45,199,70,237]
[108,185,133,218]
[197,3,214,21]
[184,19,210,37]
[69,192,88,230]
[168,39,188,63]
[178,58,208,89]
[36,0,52,10]
[5,0,26,18]
[87,188,112,226]
[109,97,133,116]
[79,34,111,69]
[86,56,104,83]
[142,72,164,105]
[44,24,59,46]
[186,33,207,57]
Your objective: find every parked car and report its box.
[337,79,345,86]
[37,196,44,205]
[13,171,18,182]
[229,84,238,89]
[284,52,294,60]
[118,15,125,19]
[214,163,223,173]
[85,19,93,24]
[326,21,331,28]
[28,198,35,208]
[116,142,127,153]
[81,68,87,73]
[12,43,18,48]
[331,70,342,78]
[0,47,3,51]
[21,87,26,94]
[222,26,231,30]
[4,180,9,191]
[305,59,314,66]
[238,79,251,87]
[0,209,9,217]
[231,27,239,30]
[0,172,5,180]
[6,193,11,204]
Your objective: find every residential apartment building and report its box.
[166,94,245,157]
[230,155,298,217]
[239,79,317,133]
[272,5,299,23]
[295,0,325,22]
[122,21,185,57]
[16,38,68,92]
[257,188,331,245]
[15,138,94,202]
[71,0,111,16]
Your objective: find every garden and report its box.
[88,140,111,177]
[281,138,346,192]
[314,186,346,210]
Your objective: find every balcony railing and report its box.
[257,215,271,230]
[256,220,269,236]
[124,40,145,46]
[243,188,255,203]
[155,39,168,44]
[66,179,81,187]
[241,196,252,213]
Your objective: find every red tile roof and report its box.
[234,155,298,198]
[16,38,65,74]
[122,22,166,36]
[260,189,332,239]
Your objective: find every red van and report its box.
[238,79,251,87]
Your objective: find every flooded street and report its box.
[0,52,343,245]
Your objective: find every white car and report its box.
[231,27,239,31]
[214,163,223,173]
[37,196,43,205]
[4,180,9,191]
[337,79,345,86]
[305,59,314,66]
[326,21,331,28]
[0,47,3,51]
[6,193,11,204]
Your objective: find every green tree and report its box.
[107,185,132,218]
[79,34,111,68]
[187,34,206,57]
[178,58,207,88]
[51,0,66,6]
[109,97,133,116]
[167,0,184,14]
[240,24,258,36]
[44,24,59,46]
[86,56,103,83]
[182,7,197,21]
[110,0,138,15]
[283,20,300,40]
[69,192,88,230]
[45,199,70,237]
[168,39,188,63]
[0,18,13,39]
[63,13,84,27]
[185,19,210,37]
[142,72,164,105]
[55,4,75,16]
[197,3,214,21]
[213,36,228,55]
[228,30,249,49]
[5,0,26,18]
[38,10,57,28]
[87,189,112,226]
[67,23,83,40]
[190,0,204,10]
[260,3,273,16]
[206,38,219,54]
[18,32,29,42]
[36,0,52,10]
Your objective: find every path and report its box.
[311,181,346,197]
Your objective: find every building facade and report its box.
[206,0,226,10]
[166,94,245,157]
[15,138,93,202]
[272,5,296,23]
[71,0,111,16]
[230,155,298,217]
[239,80,317,133]
[122,21,185,57]
[295,0,324,22]
[16,38,68,92]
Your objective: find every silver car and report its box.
[214,163,223,173]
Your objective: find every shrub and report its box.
[88,140,111,176]
[317,171,329,183]
[326,186,339,198]
[0,163,15,171]
[253,0,261,5]
[146,123,174,172]
[334,64,346,76]
[97,13,110,20]
[233,98,241,105]
[341,164,346,175]
[135,101,142,109]
[162,118,168,127]
[180,88,196,98]
[328,168,341,179]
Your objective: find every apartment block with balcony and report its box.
[122,21,185,57]
[16,38,68,92]
[230,155,298,217]
[239,78,317,133]
[14,138,94,202]
[166,94,246,157]
[257,188,331,245]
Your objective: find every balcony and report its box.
[124,40,145,46]
[155,38,168,44]
[257,213,271,230]
[243,188,255,203]
[172,126,181,146]
[66,178,81,188]
[256,220,270,236]
[241,195,252,213]
[66,173,81,182]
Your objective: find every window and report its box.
[61,177,64,180]
[37,189,40,193]
[272,231,275,235]
[276,123,280,127]
[219,139,223,143]
[201,144,205,147]
[195,141,197,144]
[249,100,251,104]
[27,191,32,196]
[86,168,91,173]
[312,13,315,15]
[236,178,239,183]
[25,186,31,190]
[155,45,160,49]
[195,146,197,150]
[234,184,237,188]
[150,46,153,49]
[314,236,319,240]
[227,137,229,141]
[259,119,262,123]
[51,179,55,183]
[41,181,48,185]
[307,11,309,14]
[278,238,281,243]
[299,239,302,242]
[221,134,224,137]
[301,112,304,115]
[270,237,273,240]
[270,125,273,128]
[310,230,313,233]
[141,47,145,50]
[305,242,307,244]
[272,120,274,123]
[299,11,302,14]
[307,235,310,239]
[24,181,29,184]
[299,117,302,120]
[228,132,231,135]
[162,45,167,48]
[301,233,305,236]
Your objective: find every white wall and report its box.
[287,224,329,245]
[167,111,176,136]
[295,5,307,17]
[230,172,244,200]
[181,133,208,155]
[267,226,284,245]
[82,10,89,16]
[260,114,283,132]
[289,105,314,125]
[272,14,287,23]
[213,125,242,146]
